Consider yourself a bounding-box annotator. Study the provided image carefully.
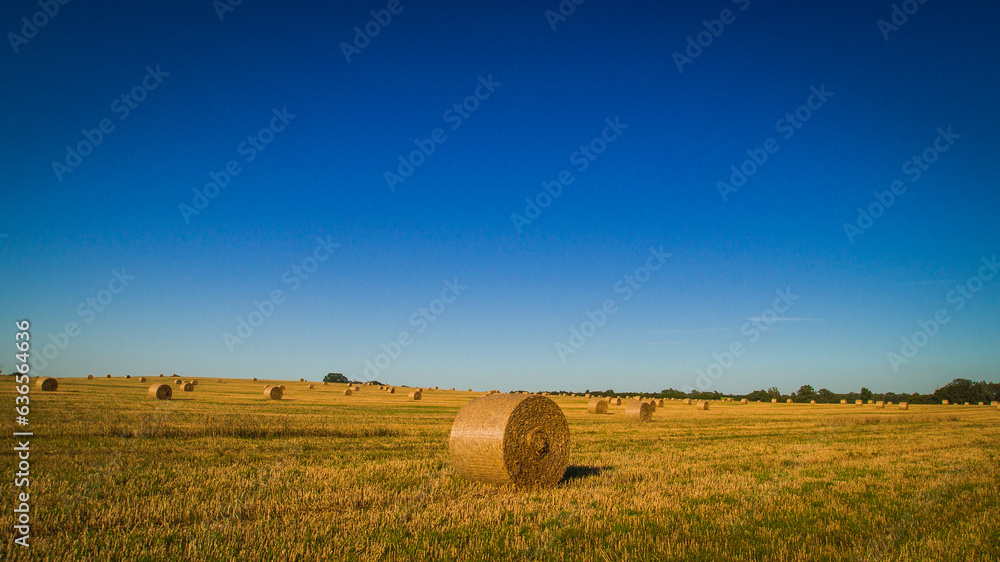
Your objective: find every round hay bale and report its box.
[125,374,131,379]
[343,388,353,396]
[786,398,793,403]
[625,400,652,422]
[771,398,778,403]
[841,399,848,404]
[875,401,885,408]
[218,379,224,383]
[868,400,875,404]
[810,400,817,404]
[585,394,592,399]
[299,378,305,382]
[741,398,749,404]
[36,377,58,391]
[264,386,282,400]
[587,398,608,414]
[171,374,178,377]
[388,387,395,394]
[646,399,657,412]
[181,382,194,392]
[696,400,710,410]
[105,374,111,378]
[148,384,172,400]
[323,382,328,386]
[964,402,970,406]
[175,379,183,385]
[856,400,863,405]
[409,389,422,400]
[191,380,198,386]
[252,377,258,382]
[353,385,360,391]
[610,397,621,406]
[683,399,693,405]
[159,374,164,377]
[991,401,998,407]
[140,377,147,383]
[87,374,94,380]
[899,402,909,410]
[449,394,570,487]
[308,384,315,389]
[942,400,949,405]
[279,385,286,391]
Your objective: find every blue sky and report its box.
[2,0,998,394]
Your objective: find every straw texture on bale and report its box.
[856,400,863,405]
[875,401,885,408]
[252,378,258,381]
[263,386,283,400]
[786,399,793,403]
[586,398,608,414]
[87,374,94,379]
[868,400,875,404]
[159,374,164,377]
[585,394,592,399]
[409,390,422,400]
[449,394,570,487]
[810,400,817,404]
[36,377,58,391]
[625,400,652,422]
[992,401,999,406]
[741,398,749,404]
[149,384,172,400]
[841,399,848,404]
[387,387,395,394]
[106,374,111,378]
[646,399,657,412]
[899,402,909,410]
[610,397,621,406]
[683,399,692,405]
[140,377,147,382]
[656,399,664,407]
[175,379,183,385]
[279,385,286,390]
[942,400,949,405]
[181,382,194,392]
[299,378,305,382]
[191,380,198,385]
[771,399,778,403]
[308,384,315,389]
[125,375,131,379]
[353,386,360,391]
[344,388,353,396]
[696,400,709,410]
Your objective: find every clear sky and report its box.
[2,0,998,394]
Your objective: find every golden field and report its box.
[2,376,999,561]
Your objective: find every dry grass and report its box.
[4,378,999,561]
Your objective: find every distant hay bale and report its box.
[656,399,664,407]
[181,382,194,392]
[36,377,58,391]
[218,379,224,383]
[786,399,793,403]
[942,400,949,405]
[875,401,885,408]
[978,402,984,406]
[125,375,131,379]
[159,374,164,377]
[171,374,178,377]
[992,401,998,406]
[140,377,147,382]
[610,397,621,406]
[175,379,183,385]
[696,400,709,411]
[409,389,422,400]
[449,394,570,487]
[646,399,657,412]
[625,400,652,422]
[810,400,817,404]
[308,384,315,389]
[353,386,360,391]
[856,400,863,405]
[841,399,848,404]
[964,402,970,406]
[868,400,874,404]
[299,378,305,382]
[741,398,749,404]
[683,399,693,405]
[587,398,608,414]
[468,388,472,392]
[263,386,282,400]
[343,388,353,396]
[191,380,198,386]
[148,384,172,400]
[279,385,286,390]
[379,385,385,390]
[105,374,111,378]
[323,382,327,386]
[433,386,439,390]
[252,378,258,382]
[87,374,94,380]
[771,399,778,404]
[387,387,395,394]
[899,402,909,410]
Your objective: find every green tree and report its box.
[860,387,872,401]
[796,384,817,402]
[817,388,834,402]
[767,386,781,399]
[323,372,348,384]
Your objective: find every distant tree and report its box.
[796,384,817,402]
[817,388,834,402]
[324,372,348,384]
[767,386,781,399]
[748,389,770,402]
[860,387,873,401]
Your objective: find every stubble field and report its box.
[2,376,998,561]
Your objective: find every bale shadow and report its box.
[561,465,613,482]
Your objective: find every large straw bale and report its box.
[449,394,570,487]
[409,389,422,400]
[587,398,608,414]
[264,386,283,400]
[36,377,58,391]
[149,384,172,400]
[696,400,709,410]
[625,400,652,422]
